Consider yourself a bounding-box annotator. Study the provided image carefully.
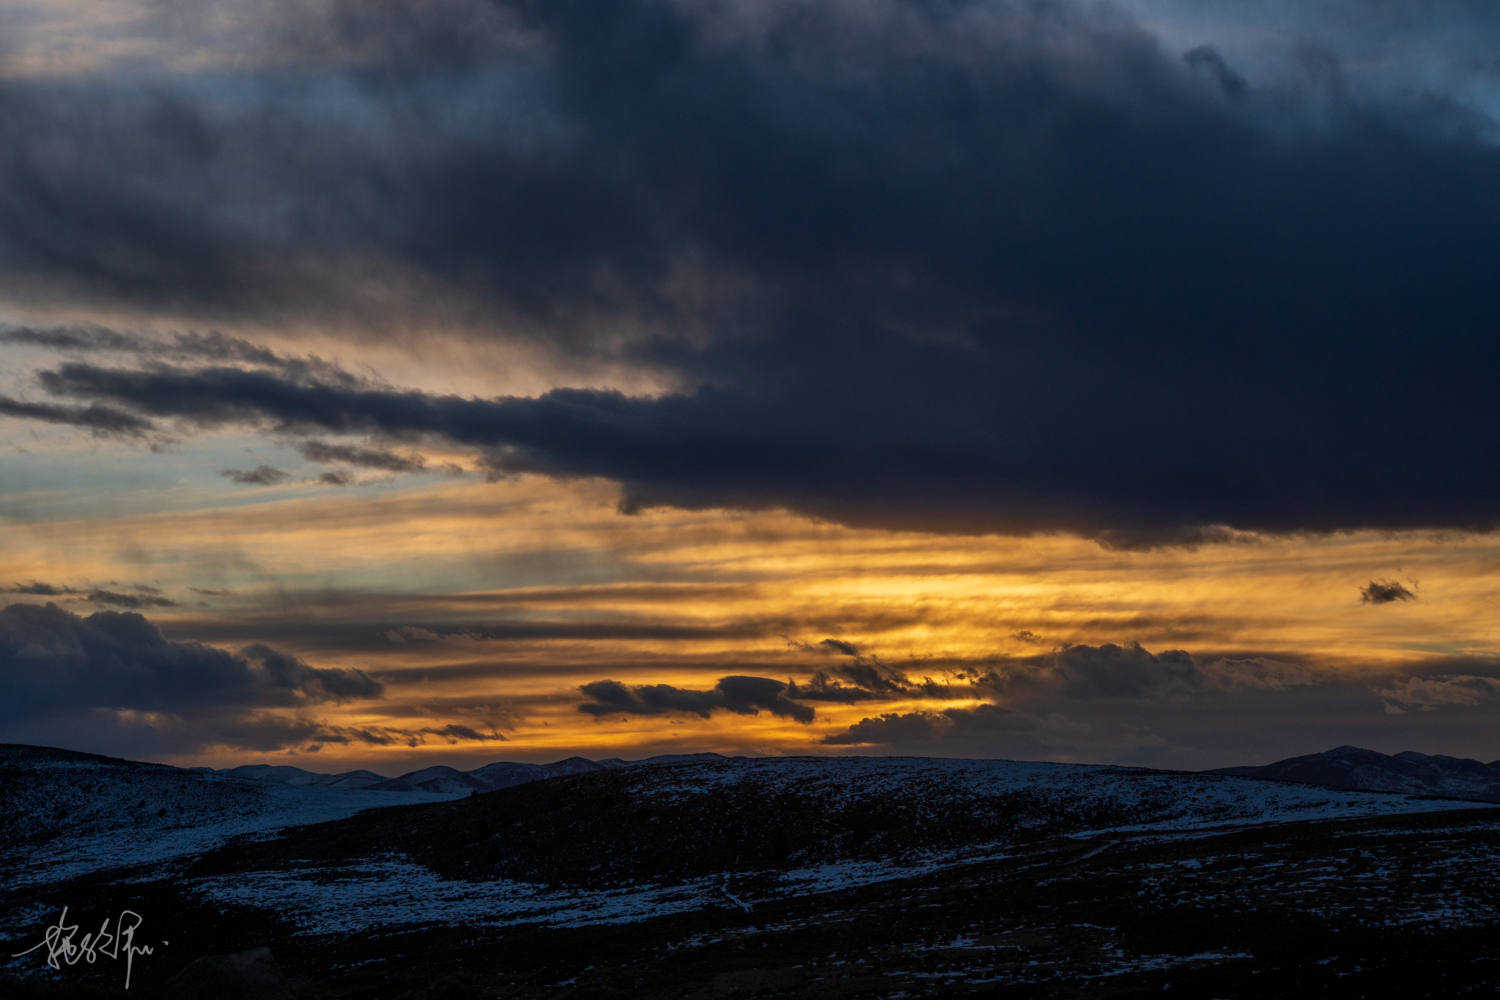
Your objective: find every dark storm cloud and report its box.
[819,653,1500,768]
[1182,45,1247,99]
[6,1,1500,541]
[0,601,383,723]
[578,675,815,723]
[812,640,1312,750]
[240,642,383,699]
[717,675,816,723]
[787,638,1300,710]
[0,599,510,754]
[0,395,155,437]
[1,326,147,352]
[0,327,361,385]
[1051,643,1204,700]
[1361,579,1417,604]
[974,642,1316,705]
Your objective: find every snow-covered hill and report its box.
[234,752,725,795]
[215,763,389,789]
[195,751,739,797]
[8,746,1497,934]
[7,749,1500,998]
[0,744,459,887]
[620,754,1485,831]
[171,754,1498,939]
[366,756,608,793]
[360,752,724,793]
[1212,745,1500,801]
[465,755,613,789]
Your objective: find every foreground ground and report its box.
[5,755,1500,999]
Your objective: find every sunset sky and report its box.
[3,0,1499,774]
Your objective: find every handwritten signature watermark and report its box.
[10,906,165,989]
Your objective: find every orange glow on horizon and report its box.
[5,475,1498,771]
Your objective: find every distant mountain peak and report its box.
[368,756,614,794]
[217,764,391,790]
[1211,746,1500,802]
[204,751,738,798]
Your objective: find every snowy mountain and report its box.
[369,756,609,793]
[6,747,1500,999]
[138,754,1500,938]
[0,743,459,887]
[215,763,390,789]
[468,755,605,787]
[596,751,730,768]
[1211,745,1500,801]
[363,764,492,793]
[356,752,728,793]
[10,745,1494,897]
[0,744,768,890]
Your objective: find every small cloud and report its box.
[1361,579,1416,604]
[578,675,815,724]
[189,587,235,597]
[418,724,506,743]
[7,581,180,607]
[317,470,357,486]
[383,625,482,643]
[298,440,428,474]
[1009,630,1044,644]
[85,589,179,609]
[3,581,78,596]
[783,635,856,655]
[220,465,290,486]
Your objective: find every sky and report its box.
[2,0,1500,774]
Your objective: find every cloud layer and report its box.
[0,1,1498,542]
[0,602,386,752]
[0,601,382,718]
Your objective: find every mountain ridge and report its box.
[215,763,390,789]
[219,751,736,794]
[1210,744,1500,802]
